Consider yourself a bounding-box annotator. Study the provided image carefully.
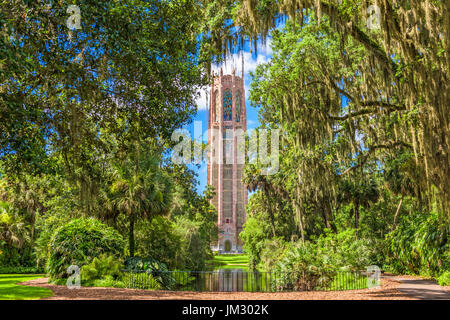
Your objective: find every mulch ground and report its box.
[20,277,413,300]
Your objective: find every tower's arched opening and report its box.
[224,240,232,252]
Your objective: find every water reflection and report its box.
[187,269,271,292]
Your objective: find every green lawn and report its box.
[206,254,249,270]
[0,274,53,300]
[213,254,249,265]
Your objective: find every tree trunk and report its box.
[323,201,333,230]
[29,210,36,262]
[354,198,359,239]
[129,213,135,257]
[294,201,305,243]
[393,196,404,227]
[263,187,276,237]
[130,136,140,258]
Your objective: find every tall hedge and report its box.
[46,218,124,280]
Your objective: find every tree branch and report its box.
[328,102,406,121]
[340,141,412,175]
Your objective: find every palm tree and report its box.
[339,176,379,239]
[243,164,277,237]
[109,153,172,257]
[384,157,416,227]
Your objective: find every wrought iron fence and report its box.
[122,270,369,292]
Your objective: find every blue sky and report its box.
[183,41,274,194]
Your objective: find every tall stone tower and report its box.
[207,67,248,253]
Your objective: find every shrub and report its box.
[315,229,373,271]
[437,271,450,286]
[271,229,374,290]
[0,266,44,274]
[124,256,168,273]
[239,217,266,270]
[34,204,73,269]
[173,216,212,270]
[260,238,288,271]
[272,241,333,290]
[81,254,123,283]
[134,216,181,269]
[123,272,162,290]
[385,211,448,277]
[46,218,124,280]
[124,256,174,289]
[90,275,125,288]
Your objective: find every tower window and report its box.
[214,91,218,122]
[235,91,241,122]
[223,90,232,121]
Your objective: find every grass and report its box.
[0,274,53,300]
[213,254,249,265]
[206,254,249,270]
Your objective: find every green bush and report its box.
[81,254,123,283]
[0,266,44,274]
[134,216,181,269]
[314,229,373,271]
[270,229,374,290]
[239,217,267,270]
[34,203,74,269]
[46,218,124,280]
[259,238,288,271]
[124,256,169,273]
[272,241,332,290]
[173,216,212,271]
[386,211,448,277]
[437,271,450,286]
[90,275,125,288]
[124,256,175,289]
[123,272,162,290]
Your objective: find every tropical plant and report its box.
[386,211,449,277]
[437,271,450,286]
[338,176,380,238]
[123,256,169,274]
[173,216,213,271]
[81,254,123,283]
[108,148,173,257]
[134,216,181,269]
[46,218,124,280]
[123,256,174,289]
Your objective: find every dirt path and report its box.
[385,275,450,300]
[21,277,413,300]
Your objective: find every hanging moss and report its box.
[205,0,449,227]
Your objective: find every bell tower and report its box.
[207,67,248,253]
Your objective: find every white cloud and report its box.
[196,88,209,110]
[247,119,258,126]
